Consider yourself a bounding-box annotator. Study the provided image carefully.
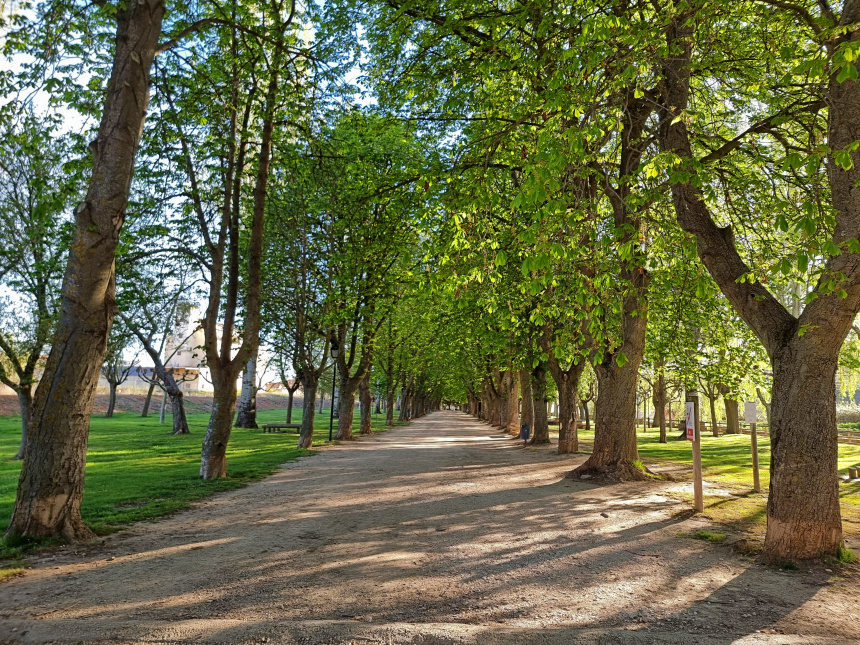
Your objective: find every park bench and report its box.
[261,423,302,433]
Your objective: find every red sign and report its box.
[686,401,695,441]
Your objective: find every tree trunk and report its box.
[235,352,258,428]
[386,384,395,426]
[756,387,772,427]
[141,381,156,417]
[761,348,842,560]
[286,388,295,424]
[708,393,719,436]
[298,379,316,449]
[336,379,360,440]
[4,1,164,543]
[572,360,644,480]
[506,372,519,435]
[656,372,667,443]
[169,389,189,436]
[14,386,32,460]
[719,385,740,434]
[581,402,590,432]
[359,371,372,435]
[555,376,579,454]
[200,370,239,479]
[106,383,117,418]
[659,12,857,559]
[519,369,533,431]
[159,388,167,424]
[529,363,550,444]
[319,393,324,413]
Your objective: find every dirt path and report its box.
[0,411,857,644]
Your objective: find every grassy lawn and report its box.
[574,425,860,540]
[0,407,395,549]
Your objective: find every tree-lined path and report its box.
[0,412,856,644]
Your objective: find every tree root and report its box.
[567,459,661,483]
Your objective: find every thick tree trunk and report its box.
[519,369,533,431]
[573,361,643,480]
[200,370,239,479]
[4,0,164,543]
[141,381,156,417]
[719,385,740,434]
[14,386,32,460]
[106,383,117,418]
[336,380,360,440]
[572,284,648,481]
[659,12,859,560]
[529,363,550,444]
[763,347,842,560]
[555,377,579,454]
[235,352,258,428]
[298,379,317,449]
[168,389,188,436]
[359,372,372,435]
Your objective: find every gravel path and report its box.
[0,410,857,644]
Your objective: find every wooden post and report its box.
[686,393,704,513]
[692,398,704,512]
[750,421,761,493]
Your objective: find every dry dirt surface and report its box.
[0,411,858,645]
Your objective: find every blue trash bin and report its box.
[520,424,531,441]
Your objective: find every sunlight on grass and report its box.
[0,407,391,540]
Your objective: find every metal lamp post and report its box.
[328,341,339,442]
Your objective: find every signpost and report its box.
[745,401,761,493]
[686,399,703,512]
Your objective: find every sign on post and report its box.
[686,401,696,441]
[744,401,757,424]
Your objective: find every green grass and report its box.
[0,407,396,548]
[574,425,860,537]
[692,530,727,542]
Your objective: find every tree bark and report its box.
[572,277,648,481]
[656,371,667,443]
[106,383,118,418]
[200,370,239,479]
[298,378,317,449]
[235,351,258,428]
[659,11,860,559]
[519,369,533,431]
[506,371,519,435]
[718,385,740,434]
[159,388,167,424]
[359,370,373,435]
[14,386,32,461]
[141,381,156,418]
[168,389,189,436]
[386,382,396,426]
[336,378,359,440]
[529,362,550,444]
[5,0,164,541]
